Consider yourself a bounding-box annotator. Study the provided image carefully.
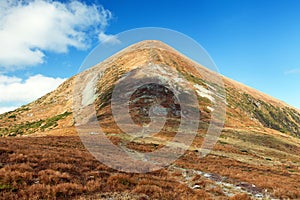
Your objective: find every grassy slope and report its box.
[0,41,300,199]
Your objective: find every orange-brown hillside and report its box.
[0,40,300,199]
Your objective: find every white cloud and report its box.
[98,31,121,45]
[0,74,65,105]
[0,75,21,85]
[0,106,18,114]
[0,0,113,69]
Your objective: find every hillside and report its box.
[1,41,299,138]
[1,40,300,199]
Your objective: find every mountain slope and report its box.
[1,40,299,138]
[1,40,300,199]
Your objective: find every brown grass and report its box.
[1,128,299,199]
[175,150,300,199]
[0,136,225,200]
[230,193,252,200]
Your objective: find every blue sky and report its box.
[0,0,300,113]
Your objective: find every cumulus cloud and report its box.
[0,0,113,69]
[0,74,65,111]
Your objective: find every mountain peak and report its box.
[126,40,175,50]
[0,40,300,138]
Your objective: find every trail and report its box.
[168,165,276,200]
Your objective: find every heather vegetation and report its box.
[0,132,300,199]
[0,136,256,200]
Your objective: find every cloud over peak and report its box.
[0,0,113,69]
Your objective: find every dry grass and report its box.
[0,136,237,200]
[229,193,252,200]
[1,128,299,199]
[175,150,300,199]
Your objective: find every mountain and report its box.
[1,40,299,138]
[1,40,300,199]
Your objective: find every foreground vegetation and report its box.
[0,132,299,199]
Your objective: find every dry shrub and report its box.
[38,169,71,185]
[136,177,175,192]
[0,146,13,154]
[87,171,110,180]
[0,192,18,200]
[52,183,84,198]
[106,173,137,191]
[207,186,225,196]
[9,153,29,163]
[95,163,111,171]
[84,180,103,193]
[4,163,33,172]
[137,178,162,187]
[230,193,252,200]
[132,184,163,199]
[125,142,159,152]
[149,169,168,177]
[19,184,52,200]
[171,170,182,177]
[49,163,74,172]
[0,167,33,187]
[273,188,300,199]
[174,184,211,200]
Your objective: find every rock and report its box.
[192,185,201,189]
